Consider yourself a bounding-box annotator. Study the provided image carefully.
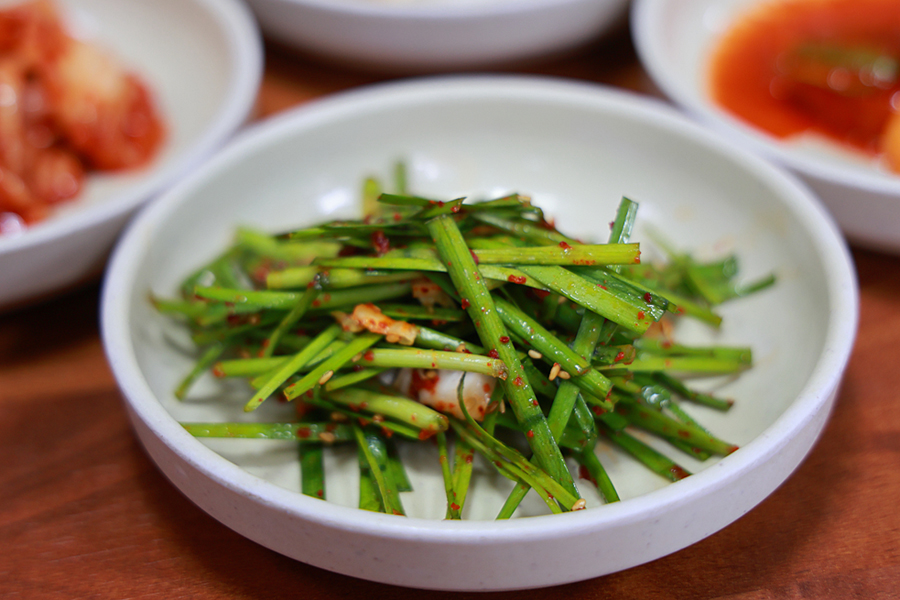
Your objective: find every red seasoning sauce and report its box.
[709,0,900,171]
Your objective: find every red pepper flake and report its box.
[614,351,625,362]
[591,405,606,416]
[296,427,311,439]
[579,465,597,485]
[507,274,527,284]
[531,289,551,300]
[643,292,653,303]
[488,349,500,359]
[637,310,645,320]
[418,429,435,440]
[558,241,572,251]
[460,298,470,309]
[312,299,321,308]
[526,430,534,439]
[470,250,480,264]
[252,265,270,282]
[670,466,690,480]
[512,376,524,387]
[532,399,540,407]
[317,489,324,498]
[465,454,474,464]
[451,204,460,213]
[597,284,608,290]
[450,502,461,511]
[212,364,225,378]
[393,212,402,222]
[363,350,375,361]
[371,230,391,255]
[499,335,510,344]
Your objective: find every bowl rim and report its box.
[630,0,900,197]
[0,0,263,256]
[248,0,625,20]
[102,74,859,541]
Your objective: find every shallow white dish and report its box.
[101,75,857,590]
[244,0,630,71]
[632,0,900,253]
[0,0,262,310]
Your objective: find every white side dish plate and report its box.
[244,0,630,71]
[632,0,900,252]
[101,76,858,590]
[0,0,263,309]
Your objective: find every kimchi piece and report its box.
[0,0,163,230]
[709,0,900,172]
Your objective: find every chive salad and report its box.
[154,164,775,519]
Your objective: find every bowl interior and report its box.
[114,77,845,522]
[632,0,900,191]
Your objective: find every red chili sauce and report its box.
[709,0,900,172]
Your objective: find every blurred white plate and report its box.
[244,0,630,71]
[102,75,857,590]
[0,0,262,309]
[632,0,900,252]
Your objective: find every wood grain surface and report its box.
[2,22,899,599]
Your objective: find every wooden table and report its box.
[3,23,899,599]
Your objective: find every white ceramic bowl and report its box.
[632,0,900,253]
[101,75,857,590]
[0,0,262,310]
[244,0,630,71]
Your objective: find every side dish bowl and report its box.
[632,0,900,253]
[101,75,857,590]
[243,0,629,71]
[0,0,262,310]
